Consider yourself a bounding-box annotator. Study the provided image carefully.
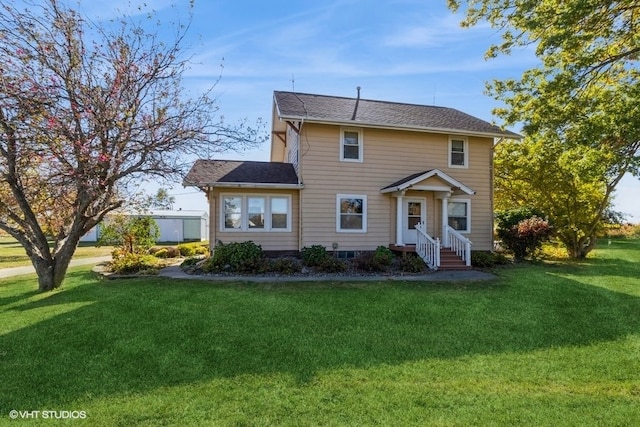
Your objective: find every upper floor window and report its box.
[340,128,363,162]
[222,194,291,232]
[449,136,468,168]
[336,194,367,232]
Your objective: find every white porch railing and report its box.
[445,225,472,266]
[415,222,440,269]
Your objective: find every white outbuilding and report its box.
[79,210,209,243]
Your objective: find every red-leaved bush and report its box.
[504,216,552,259]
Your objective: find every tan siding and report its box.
[298,124,494,251]
[271,139,286,162]
[286,126,300,176]
[210,188,300,251]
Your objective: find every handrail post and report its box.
[465,240,471,266]
[446,225,473,266]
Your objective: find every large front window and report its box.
[222,195,291,231]
[448,199,470,233]
[337,195,367,232]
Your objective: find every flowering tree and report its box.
[0,1,260,291]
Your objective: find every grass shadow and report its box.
[1,257,639,412]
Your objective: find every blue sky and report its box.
[79,0,639,221]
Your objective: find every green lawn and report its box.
[0,237,113,269]
[1,240,639,426]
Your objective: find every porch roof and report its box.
[380,169,475,195]
[183,159,302,189]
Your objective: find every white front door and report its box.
[403,198,426,244]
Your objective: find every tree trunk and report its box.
[565,235,597,259]
[32,243,76,292]
[578,235,597,258]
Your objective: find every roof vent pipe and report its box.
[351,86,361,120]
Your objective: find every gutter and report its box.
[186,182,305,190]
[277,115,521,140]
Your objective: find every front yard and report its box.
[1,239,639,425]
[0,237,114,269]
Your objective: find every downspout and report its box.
[298,119,305,252]
[491,137,504,250]
[207,187,215,252]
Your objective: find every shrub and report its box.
[177,242,209,257]
[111,247,125,260]
[177,243,195,257]
[355,246,395,272]
[203,241,265,273]
[496,208,552,260]
[604,223,640,239]
[539,241,571,259]
[153,248,169,258]
[399,253,427,273]
[373,245,394,267]
[109,253,161,274]
[150,246,180,258]
[317,256,347,273]
[98,214,159,255]
[301,245,329,267]
[180,257,201,268]
[194,245,209,255]
[471,251,510,268]
[148,246,163,256]
[164,246,180,258]
[268,258,302,275]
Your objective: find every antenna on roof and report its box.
[291,73,295,91]
[351,86,361,120]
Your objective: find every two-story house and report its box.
[183,90,519,269]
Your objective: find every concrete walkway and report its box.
[0,256,112,279]
[157,265,497,282]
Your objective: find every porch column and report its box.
[395,192,404,246]
[441,195,449,247]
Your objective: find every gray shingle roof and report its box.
[183,160,300,188]
[274,90,520,138]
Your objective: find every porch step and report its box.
[438,248,472,270]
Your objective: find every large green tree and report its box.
[0,1,260,291]
[449,0,640,242]
[495,137,620,257]
[449,0,640,152]
[448,0,640,99]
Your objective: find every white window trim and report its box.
[448,136,469,169]
[220,194,292,232]
[336,194,367,233]
[448,198,471,233]
[340,127,363,163]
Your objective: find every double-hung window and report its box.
[222,195,291,231]
[336,195,367,232]
[340,128,363,162]
[448,136,468,168]
[447,199,470,233]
